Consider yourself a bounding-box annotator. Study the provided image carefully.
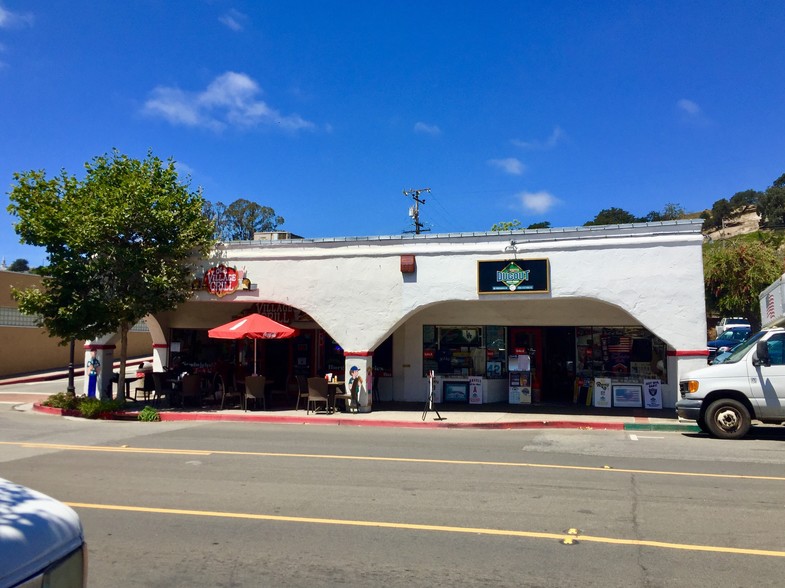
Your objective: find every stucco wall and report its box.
[1,271,152,378]
[148,221,707,408]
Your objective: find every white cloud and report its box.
[143,71,315,132]
[174,161,195,179]
[414,121,441,136]
[511,126,564,150]
[0,5,34,28]
[488,157,525,175]
[516,191,560,214]
[677,98,701,116]
[219,9,248,32]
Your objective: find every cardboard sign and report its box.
[593,377,612,408]
[469,377,483,404]
[643,379,663,409]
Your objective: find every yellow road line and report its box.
[65,501,785,559]
[0,441,210,456]
[2,440,783,482]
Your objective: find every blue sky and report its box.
[2,1,785,267]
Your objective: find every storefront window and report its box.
[485,326,507,379]
[576,326,666,380]
[423,325,503,378]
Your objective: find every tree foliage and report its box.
[757,182,785,229]
[205,198,284,241]
[583,207,638,226]
[7,258,29,272]
[490,219,522,231]
[729,189,759,212]
[7,149,216,397]
[704,240,783,330]
[527,221,551,229]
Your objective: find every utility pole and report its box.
[403,187,431,234]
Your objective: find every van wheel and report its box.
[695,417,710,434]
[705,399,751,439]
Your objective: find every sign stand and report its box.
[422,370,444,421]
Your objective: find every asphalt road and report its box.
[2,404,785,587]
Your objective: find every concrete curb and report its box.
[30,403,698,432]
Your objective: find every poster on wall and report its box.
[643,379,663,409]
[593,377,612,408]
[469,376,483,404]
[519,371,532,404]
[509,372,521,404]
[612,384,643,408]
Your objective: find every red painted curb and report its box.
[27,404,641,431]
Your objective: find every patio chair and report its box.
[332,385,353,413]
[243,375,267,411]
[133,373,155,402]
[217,373,242,409]
[306,377,330,414]
[294,375,309,410]
[151,373,168,406]
[179,373,202,408]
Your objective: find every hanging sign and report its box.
[478,259,550,294]
[203,264,242,297]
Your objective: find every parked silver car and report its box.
[0,477,87,587]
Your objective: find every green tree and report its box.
[207,198,284,241]
[704,240,783,331]
[728,189,760,212]
[7,149,216,398]
[661,202,686,220]
[757,183,785,228]
[490,220,522,231]
[705,198,732,230]
[7,258,29,272]
[583,207,638,226]
[526,221,551,229]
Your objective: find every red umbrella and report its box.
[208,313,297,375]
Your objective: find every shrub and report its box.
[42,392,80,410]
[78,398,108,419]
[137,405,160,422]
[42,394,125,419]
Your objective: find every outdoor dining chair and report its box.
[151,373,168,407]
[332,385,353,413]
[294,375,309,410]
[217,373,241,409]
[243,375,266,411]
[306,377,330,414]
[179,373,202,408]
[133,372,155,402]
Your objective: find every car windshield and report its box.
[721,330,764,364]
[723,329,750,341]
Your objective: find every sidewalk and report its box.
[1,368,696,432]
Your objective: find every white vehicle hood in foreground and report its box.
[0,477,84,587]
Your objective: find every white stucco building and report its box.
[91,220,707,410]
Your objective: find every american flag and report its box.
[607,336,632,353]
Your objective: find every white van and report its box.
[0,478,87,587]
[676,328,785,439]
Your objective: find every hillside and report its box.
[703,209,761,241]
